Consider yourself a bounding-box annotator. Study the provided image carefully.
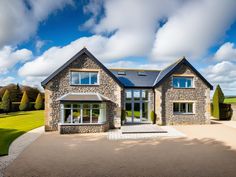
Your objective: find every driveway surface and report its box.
[4,123,236,177]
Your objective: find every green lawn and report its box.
[126,110,140,117]
[0,110,44,156]
[224,97,236,104]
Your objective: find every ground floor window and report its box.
[60,103,106,124]
[173,102,193,114]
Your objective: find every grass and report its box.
[224,97,236,104]
[126,110,140,117]
[0,110,44,156]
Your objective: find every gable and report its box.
[154,58,213,90]
[41,48,123,87]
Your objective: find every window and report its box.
[71,71,98,85]
[173,103,193,114]
[118,71,126,75]
[61,103,106,124]
[173,77,193,88]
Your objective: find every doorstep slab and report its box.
[121,124,167,134]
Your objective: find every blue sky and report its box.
[0,0,236,95]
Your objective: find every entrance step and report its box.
[121,124,167,134]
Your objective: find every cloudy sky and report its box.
[0,0,236,95]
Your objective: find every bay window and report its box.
[61,103,106,124]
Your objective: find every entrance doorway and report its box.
[125,90,150,123]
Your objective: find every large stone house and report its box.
[41,48,213,134]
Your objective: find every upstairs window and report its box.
[71,71,99,85]
[173,77,193,88]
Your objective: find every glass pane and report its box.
[80,72,90,84]
[133,90,140,101]
[92,109,99,123]
[142,90,148,100]
[188,103,193,113]
[71,72,80,85]
[92,104,99,108]
[186,78,192,88]
[72,104,80,109]
[91,72,98,84]
[133,103,140,122]
[73,109,81,123]
[64,104,71,109]
[173,103,179,112]
[64,109,72,123]
[83,109,90,123]
[179,78,186,88]
[125,103,132,122]
[142,102,148,121]
[98,104,106,123]
[83,104,90,109]
[180,103,186,113]
[173,78,179,88]
[125,90,132,101]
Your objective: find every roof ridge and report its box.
[109,68,161,71]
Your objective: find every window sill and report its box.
[173,87,195,89]
[59,122,107,126]
[173,113,195,115]
[70,84,100,86]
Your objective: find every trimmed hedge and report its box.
[0,102,36,112]
[212,85,225,119]
[150,111,156,124]
[219,103,233,120]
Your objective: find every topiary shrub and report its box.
[2,89,11,113]
[212,85,224,119]
[19,91,29,111]
[150,111,156,124]
[34,93,43,110]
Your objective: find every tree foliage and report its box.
[19,91,29,111]
[34,93,43,110]
[2,89,11,113]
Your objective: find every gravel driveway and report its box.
[4,123,236,177]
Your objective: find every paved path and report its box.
[5,124,236,177]
[108,126,185,140]
[212,120,236,129]
[0,126,44,177]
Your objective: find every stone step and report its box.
[121,124,167,134]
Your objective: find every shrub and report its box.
[219,103,233,120]
[212,85,224,119]
[34,93,43,110]
[19,91,29,111]
[2,89,11,113]
[121,109,126,121]
[150,111,156,124]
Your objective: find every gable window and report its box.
[173,77,193,88]
[71,71,99,85]
[173,102,193,114]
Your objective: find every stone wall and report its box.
[44,53,122,131]
[59,123,109,134]
[157,64,211,125]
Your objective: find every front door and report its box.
[125,90,150,124]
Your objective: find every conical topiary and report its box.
[2,89,11,113]
[212,85,225,119]
[19,91,29,111]
[34,93,43,110]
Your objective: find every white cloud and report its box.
[204,61,236,95]
[0,76,16,86]
[35,40,46,53]
[151,0,236,62]
[0,46,32,74]
[214,42,236,61]
[0,0,73,47]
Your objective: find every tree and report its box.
[2,89,11,113]
[34,93,43,110]
[19,91,29,111]
[212,85,225,119]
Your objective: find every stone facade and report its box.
[155,64,211,125]
[59,123,109,134]
[44,53,123,131]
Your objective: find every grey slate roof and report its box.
[110,69,160,88]
[57,93,110,102]
[41,48,213,90]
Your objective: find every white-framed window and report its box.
[70,71,99,85]
[173,102,194,114]
[61,103,106,124]
[173,76,193,88]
